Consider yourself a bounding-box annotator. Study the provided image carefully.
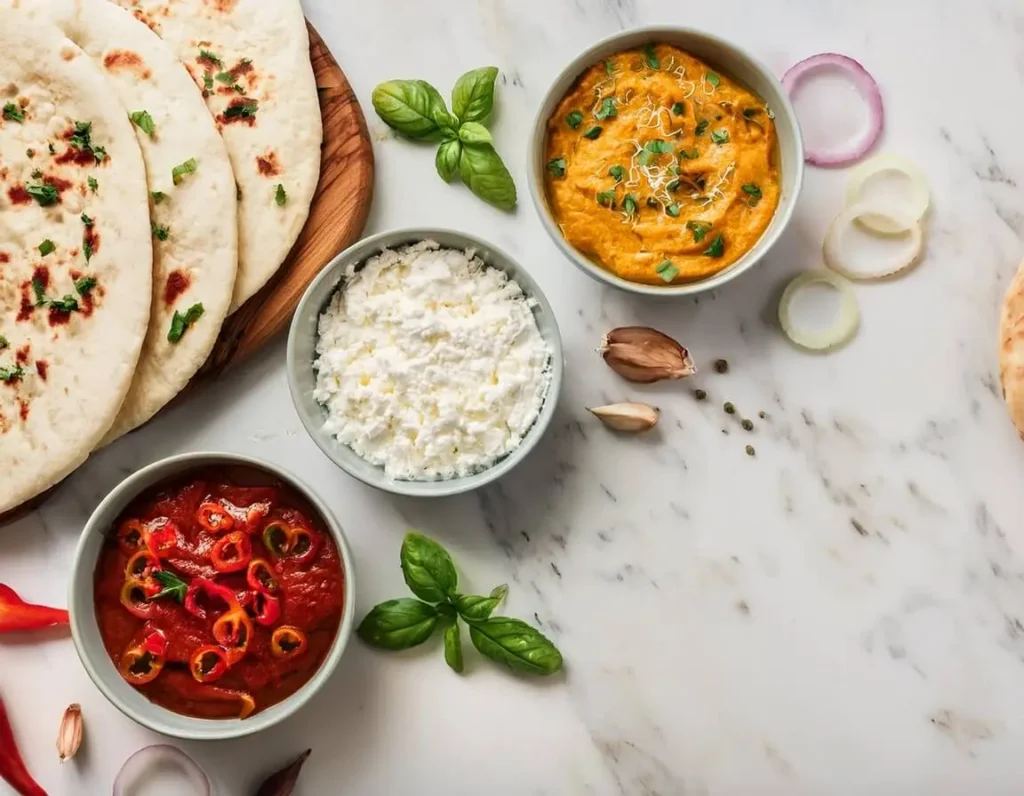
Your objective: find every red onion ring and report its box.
[113,745,210,796]
[782,53,884,168]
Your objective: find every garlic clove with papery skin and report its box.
[587,402,660,432]
[601,326,695,383]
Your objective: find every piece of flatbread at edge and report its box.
[999,259,1024,438]
[0,7,151,513]
[10,0,240,442]
[112,0,322,313]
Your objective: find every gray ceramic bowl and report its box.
[286,228,564,497]
[527,26,804,297]
[68,452,356,741]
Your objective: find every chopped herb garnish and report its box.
[609,165,625,182]
[2,103,24,123]
[38,240,55,256]
[223,101,259,119]
[565,110,584,129]
[687,220,711,243]
[31,277,46,306]
[656,260,678,283]
[30,169,42,179]
[595,97,617,120]
[703,233,725,257]
[666,179,680,192]
[150,191,167,204]
[604,59,615,76]
[742,107,761,119]
[646,197,659,209]
[665,203,680,218]
[49,295,79,312]
[705,72,721,88]
[0,336,7,349]
[274,184,287,206]
[81,213,94,227]
[639,138,672,166]
[546,157,566,178]
[582,125,602,140]
[214,71,235,84]
[26,182,58,207]
[742,184,763,206]
[0,365,24,383]
[171,157,198,185]
[671,102,684,116]
[48,143,56,155]
[167,302,205,344]
[199,49,222,65]
[679,149,699,160]
[711,129,730,145]
[84,240,93,263]
[75,276,97,296]
[129,110,156,137]
[203,75,214,91]
[151,222,170,241]
[152,570,188,603]
[695,119,709,137]
[87,176,98,193]
[69,121,107,163]
[644,44,660,69]
[596,190,616,208]
[26,149,34,159]
[622,194,638,216]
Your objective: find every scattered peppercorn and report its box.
[694,389,707,401]
[745,445,756,457]
[723,402,736,414]
[758,411,767,419]
[741,419,754,431]
[714,359,729,374]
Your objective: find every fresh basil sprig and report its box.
[371,67,517,210]
[357,532,562,676]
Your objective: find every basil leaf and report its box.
[546,157,566,178]
[152,571,187,603]
[565,110,584,129]
[467,617,563,676]
[656,260,678,282]
[711,129,730,145]
[704,233,725,257]
[582,125,602,140]
[455,584,508,622]
[372,79,457,141]
[451,66,499,124]
[130,110,156,137]
[357,598,439,650]
[595,97,617,120]
[608,165,625,181]
[457,143,517,210]
[458,121,493,145]
[435,140,462,183]
[444,620,464,673]
[400,532,458,602]
[687,220,711,243]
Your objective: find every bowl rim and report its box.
[526,25,805,297]
[286,227,564,497]
[68,451,357,741]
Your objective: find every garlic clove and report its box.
[57,703,82,763]
[601,326,696,383]
[588,402,660,432]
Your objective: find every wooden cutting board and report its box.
[0,23,374,525]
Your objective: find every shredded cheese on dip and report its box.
[313,240,552,481]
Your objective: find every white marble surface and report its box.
[4,0,1024,793]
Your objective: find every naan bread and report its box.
[1000,259,1024,438]
[112,0,322,312]
[0,7,151,513]
[10,0,239,442]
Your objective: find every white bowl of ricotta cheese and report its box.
[286,229,564,497]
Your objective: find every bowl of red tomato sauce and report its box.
[69,452,356,740]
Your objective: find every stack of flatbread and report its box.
[0,0,322,514]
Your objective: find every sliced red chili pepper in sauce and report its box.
[184,577,239,620]
[190,645,230,683]
[145,520,180,559]
[240,590,281,627]
[196,501,234,534]
[116,519,148,554]
[120,579,157,619]
[124,550,162,582]
[0,583,69,633]
[270,626,308,660]
[246,558,278,594]
[213,609,253,663]
[142,628,168,657]
[210,531,251,573]
[262,521,320,565]
[119,642,165,685]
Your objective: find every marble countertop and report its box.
[4,0,1024,793]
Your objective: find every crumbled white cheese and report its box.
[313,240,552,481]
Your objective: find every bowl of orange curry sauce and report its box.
[528,27,804,296]
[68,452,356,740]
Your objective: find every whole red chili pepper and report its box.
[0,694,47,796]
[0,584,68,633]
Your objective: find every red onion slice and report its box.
[113,745,211,796]
[782,53,884,168]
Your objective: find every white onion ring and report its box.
[824,202,923,280]
[782,53,884,168]
[113,745,211,796]
[846,153,930,234]
[778,270,860,352]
